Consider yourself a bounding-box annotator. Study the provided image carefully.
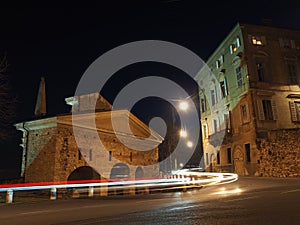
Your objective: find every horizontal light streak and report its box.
[0,170,238,193]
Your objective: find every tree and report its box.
[0,55,17,142]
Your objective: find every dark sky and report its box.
[0,1,300,177]
[1,1,299,120]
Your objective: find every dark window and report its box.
[206,153,209,165]
[257,63,264,81]
[262,100,273,120]
[236,67,242,87]
[213,120,218,133]
[130,152,133,162]
[201,98,206,113]
[240,104,249,123]
[109,151,112,161]
[89,149,93,161]
[203,125,208,138]
[78,149,82,160]
[288,64,298,84]
[227,148,232,164]
[211,89,216,106]
[220,79,228,98]
[217,152,220,164]
[245,144,251,162]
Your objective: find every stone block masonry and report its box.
[257,128,300,177]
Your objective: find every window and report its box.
[203,125,208,139]
[213,119,218,133]
[130,152,133,162]
[211,89,217,106]
[256,62,265,81]
[245,144,251,162]
[288,64,298,84]
[217,152,220,164]
[109,151,112,161]
[227,148,232,164]
[216,55,224,69]
[223,114,230,131]
[89,149,93,161]
[251,36,265,46]
[279,38,296,49]
[236,67,242,87]
[78,149,82,160]
[257,99,278,121]
[230,37,241,54]
[201,98,206,113]
[230,44,237,54]
[220,78,228,98]
[206,153,209,165]
[240,103,250,123]
[235,37,241,48]
[289,101,300,122]
[262,100,273,120]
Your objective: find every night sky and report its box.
[0,1,299,178]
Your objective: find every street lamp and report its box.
[179,129,187,138]
[186,141,193,148]
[178,101,188,111]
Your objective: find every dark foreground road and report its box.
[0,177,299,225]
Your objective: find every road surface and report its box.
[0,177,299,225]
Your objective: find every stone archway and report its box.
[67,166,101,197]
[68,166,100,181]
[110,163,130,180]
[135,167,144,179]
[233,147,245,175]
[135,167,145,194]
[109,163,130,195]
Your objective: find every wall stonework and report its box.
[16,110,162,183]
[257,129,300,177]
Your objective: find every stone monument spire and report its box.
[34,77,46,117]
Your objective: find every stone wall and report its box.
[257,128,300,177]
[25,127,57,182]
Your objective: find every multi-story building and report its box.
[195,23,300,176]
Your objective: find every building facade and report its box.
[15,93,163,183]
[195,23,300,176]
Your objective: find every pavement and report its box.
[0,176,299,225]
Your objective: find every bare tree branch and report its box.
[0,54,17,142]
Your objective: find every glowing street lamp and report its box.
[178,101,188,111]
[179,129,187,138]
[186,141,193,148]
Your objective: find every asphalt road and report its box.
[0,177,299,225]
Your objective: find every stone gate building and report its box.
[15,92,163,183]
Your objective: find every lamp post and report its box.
[167,100,192,172]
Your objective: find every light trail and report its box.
[0,169,238,199]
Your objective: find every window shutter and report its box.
[289,101,298,121]
[224,77,228,96]
[257,100,265,120]
[230,45,233,54]
[261,36,267,45]
[248,35,252,44]
[291,40,296,49]
[271,100,278,120]
[279,38,284,47]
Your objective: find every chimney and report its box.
[34,77,46,117]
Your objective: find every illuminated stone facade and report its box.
[195,23,300,176]
[15,93,162,183]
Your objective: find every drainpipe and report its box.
[21,122,29,180]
